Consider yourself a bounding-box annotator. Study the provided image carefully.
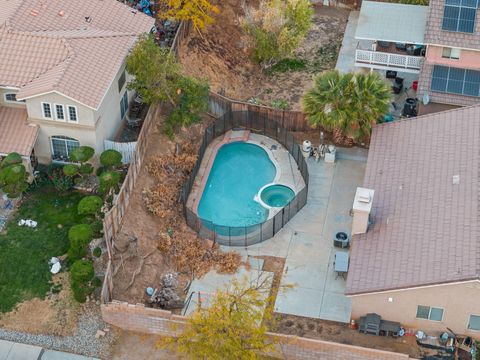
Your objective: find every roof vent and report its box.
[58,10,65,17]
[453,175,460,185]
[85,16,92,23]
[30,9,39,16]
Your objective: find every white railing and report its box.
[355,49,423,71]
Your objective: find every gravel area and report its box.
[0,303,114,358]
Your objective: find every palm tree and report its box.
[303,70,391,143]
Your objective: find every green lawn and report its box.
[0,186,84,312]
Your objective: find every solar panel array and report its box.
[442,0,478,33]
[431,65,480,96]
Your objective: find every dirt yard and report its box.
[178,2,350,110]
[0,273,80,336]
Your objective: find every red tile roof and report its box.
[0,0,155,109]
[346,105,480,295]
[0,106,39,156]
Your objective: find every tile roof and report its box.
[346,105,480,295]
[424,0,480,50]
[0,106,39,156]
[0,0,155,109]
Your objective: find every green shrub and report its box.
[0,161,28,198]
[93,247,102,258]
[100,150,122,169]
[91,277,102,287]
[266,58,307,74]
[78,196,102,216]
[0,152,22,169]
[79,163,94,176]
[67,224,93,261]
[70,260,95,303]
[63,164,79,177]
[69,146,94,163]
[270,98,289,110]
[91,220,103,238]
[99,171,121,195]
[46,165,74,192]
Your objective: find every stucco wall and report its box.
[350,281,480,336]
[425,45,480,70]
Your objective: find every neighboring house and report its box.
[0,0,155,165]
[347,104,480,336]
[354,0,480,108]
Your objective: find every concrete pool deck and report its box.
[223,148,367,323]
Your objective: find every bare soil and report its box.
[0,273,80,336]
[178,2,350,110]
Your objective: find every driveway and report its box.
[231,148,367,323]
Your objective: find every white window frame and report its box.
[67,105,78,123]
[442,47,461,60]
[54,104,66,122]
[41,102,53,119]
[467,314,480,331]
[416,305,444,322]
[4,93,22,103]
[50,136,80,163]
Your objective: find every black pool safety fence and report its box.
[181,110,310,247]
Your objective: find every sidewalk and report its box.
[0,340,99,360]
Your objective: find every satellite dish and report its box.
[422,92,430,105]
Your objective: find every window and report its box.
[442,0,478,33]
[51,136,80,162]
[120,91,128,119]
[431,65,480,97]
[67,105,78,122]
[55,104,65,121]
[4,93,25,102]
[42,102,52,119]
[468,315,480,330]
[442,47,461,59]
[118,70,126,92]
[416,305,444,321]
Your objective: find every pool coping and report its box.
[189,130,305,227]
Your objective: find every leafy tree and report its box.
[100,149,122,169]
[244,0,313,66]
[160,0,220,30]
[126,35,183,106]
[303,70,391,142]
[164,278,275,360]
[78,195,103,216]
[0,153,28,198]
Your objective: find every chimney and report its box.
[352,187,374,235]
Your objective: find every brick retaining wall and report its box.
[101,302,410,360]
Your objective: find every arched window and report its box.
[51,136,80,162]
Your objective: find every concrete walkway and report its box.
[0,340,98,360]
[335,11,360,73]
[226,149,367,323]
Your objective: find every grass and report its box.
[266,58,307,75]
[0,186,84,312]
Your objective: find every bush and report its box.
[70,146,94,164]
[63,164,79,177]
[0,160,28,198]
[90,220,103,238]
[0,152,22,169]
[98,171,121,195]
[78,196,102,216]
[67,224,93,261]
[70,260,95,303]
[79,163,94,176]
[46,165,73,192]
[93,247,102,258]
[100,150,122,169]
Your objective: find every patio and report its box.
[225,148,368,323]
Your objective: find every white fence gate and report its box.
[104,140,137,164]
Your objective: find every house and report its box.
[347,104,480,336]
[0,0,155,166]
[354,0,480,111]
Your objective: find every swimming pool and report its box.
[260,184,295,208]
[198,142,276,227]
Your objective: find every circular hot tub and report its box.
[260,184,295,208]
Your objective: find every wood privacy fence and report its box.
[208,92,310,132]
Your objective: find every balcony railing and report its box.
[355,49,423,72]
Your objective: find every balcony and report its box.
[354,42,424,73]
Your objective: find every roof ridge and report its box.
[27,28,138,40]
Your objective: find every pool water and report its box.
[198,142,276,227]
[261,185,295,208]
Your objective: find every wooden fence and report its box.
[208,92,309,132]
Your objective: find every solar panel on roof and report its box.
[442,0,478,33]
[431,65,480,97]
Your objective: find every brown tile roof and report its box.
[346,105,480,295]
[424,0,480,50]
[0,0,155,109]
[0,106,39,156]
